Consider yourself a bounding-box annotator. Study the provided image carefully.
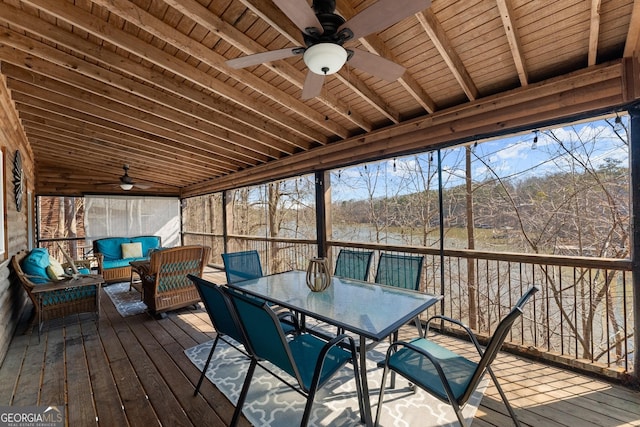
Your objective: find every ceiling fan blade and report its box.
[301,71,325,100]
[134,183,152,190]
[226,48,303,69]
[273,0,323,35]
[339,0,431,40]
[348,49,406,81]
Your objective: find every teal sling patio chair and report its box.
[334,249,374,281]
[375,252,424,290]
[187,275,299,397]
[375,253,425,336]
[226,288,366,427]
[222,250,263,284]
[375,285,540,427]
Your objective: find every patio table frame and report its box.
[227,270,442,426]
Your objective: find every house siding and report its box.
[0,74,34,365]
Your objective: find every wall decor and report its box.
[13,150,23,212]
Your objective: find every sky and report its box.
[330,114,630,201]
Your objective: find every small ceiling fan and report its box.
[116,164,152,191]
[227,0,431,99]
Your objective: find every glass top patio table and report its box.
[227,270,441,341]
[227,269,442,426]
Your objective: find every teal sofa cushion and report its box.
[95,237,129,261]
[21,248,51,284]
[130,236,161,257]
[102,257,148,269]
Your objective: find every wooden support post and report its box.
[629,104,640,379]
[222,190,229,255]
[630,103,640,381]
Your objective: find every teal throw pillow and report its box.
[21,248,51,284]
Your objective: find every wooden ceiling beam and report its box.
[15,104,230,176]
[24,132,193,187]
[20,122,216,181]
[0,3,314,149]
[83,0,350,139]
[164,0,374,132]
[0,42,296,157]
[588,0,602,66]
[496,0,529,85]
[5,76,257,169]
[34,165,183,187]
[8,89,241,174]
[17,0,330,143]
[417,9,479,100]
[624,0,640,57]
[0,58,284,162]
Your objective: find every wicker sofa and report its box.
[11,249,102,337]
[93,235,162,283]
[141,245,211,316]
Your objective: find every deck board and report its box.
[0,277,638,427]
[65,322,98,426]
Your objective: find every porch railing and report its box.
[184,232,634,379]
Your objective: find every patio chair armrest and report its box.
[277,310,300,333]
[424,315,485,356]
[319,333,360,363]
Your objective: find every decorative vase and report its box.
[306,257,331,292]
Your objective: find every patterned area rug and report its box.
[185,334,487,426]
[103,282,148,317]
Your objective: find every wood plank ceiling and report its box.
[0,0,638,197]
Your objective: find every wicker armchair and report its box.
[11,250,103,338]
[141,245,210,316]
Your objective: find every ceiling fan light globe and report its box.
[303,43,347,75]
[120,183,134,191]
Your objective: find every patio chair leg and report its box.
[194,335,220,396]
[231,358,257,427]
[452,404,468,427]
[486,366,521,427]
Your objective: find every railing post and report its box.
[629,104,640,381]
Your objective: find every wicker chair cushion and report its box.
[40,286,98,306]
[21,248,51,284]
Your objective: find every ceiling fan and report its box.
[116,164,152,191]
[226,0,431,99]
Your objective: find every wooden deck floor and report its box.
[1,270,639,426]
